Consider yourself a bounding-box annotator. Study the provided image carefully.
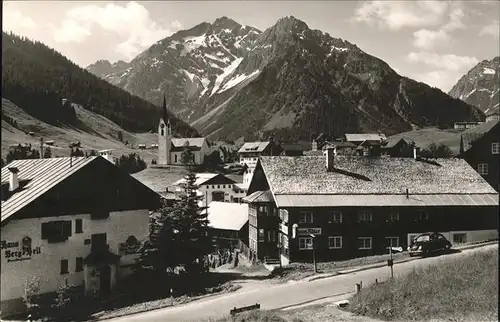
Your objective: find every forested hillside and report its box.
[2,32,198,137]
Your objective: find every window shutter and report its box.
[63,221,72,238]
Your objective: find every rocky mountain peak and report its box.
[449,56,499,116]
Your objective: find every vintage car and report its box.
[408,232,452,257]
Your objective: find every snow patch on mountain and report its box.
[483,68,496,75]
[210,57,243,96]
[182,34,206,55]
[219,70,260,93]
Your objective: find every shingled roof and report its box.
[1,157,97,222]
[238,142,270,154]
[258,156,498,207]
[260,156,497,195]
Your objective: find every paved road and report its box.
[108,244,497,322]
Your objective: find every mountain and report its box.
[2,32,198,137]
[448,57,499,116]
[86,59,131,80]
[87,16,484,142]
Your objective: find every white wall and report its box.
[0,209,149,302]
[407,229,498,247]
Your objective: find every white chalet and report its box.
[0,157,161,317]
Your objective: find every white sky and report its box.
[3,1,499,92]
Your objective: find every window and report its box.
[259,205,268,216]
[386,212,399,222]
[258,229,265,242]
[329,211,343,223]
[267,230,276,242]
[223,185,226,188]
[417,211,428,221]
[75,257,83,272]
[41,221,72,243]
[357,211,372,222]
[492,143,500,154]
[478,163,488,175]
[357,237,372,250]
[22,237,32,255]
[75,219,83,233]
[60,259,69,275]
[299,237,313,250]
[299,211,313,223]
[217,185,220,189]
[453,233,467,244]
[328,236,343,249]
[385,237,399,248]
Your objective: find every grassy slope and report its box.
[347,249,498,321]
[2,98,160,164]
[387,127,463,154]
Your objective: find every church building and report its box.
[158,96,211,165]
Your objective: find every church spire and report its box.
[162,94,168,122]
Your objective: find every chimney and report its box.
[8,167,19,191]
[311,140,317,151]
[413,147,420,160]
[325,147,335,172]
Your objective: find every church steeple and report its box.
[162,94,168,122]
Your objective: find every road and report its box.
[108,244,497,322]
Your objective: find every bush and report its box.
[348,249,499,321]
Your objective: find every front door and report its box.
[99,265,111,295]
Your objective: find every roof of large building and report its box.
[132,166,188,192]
[1,157,98,221]
[173,173,236,187]
[257,156,498,207]
[345,133,387,142]
[238,141,270,154]
[171,138,206,148]
[461,119,499,152]
[259,156,497,195]
[204,201,248,231]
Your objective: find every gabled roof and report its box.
[243,190,275,203]
[171,138,206,148]
[345,133,387,142]
[325,141,357,149]
[2,157,98,222]
[238,141,271,154]
[259,156,497,195]
[461,120,499,152]
[203,201,248,231]
[132,167,186,192]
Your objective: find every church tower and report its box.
[158,95,172,165]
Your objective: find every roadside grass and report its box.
[205,303,381,322]
[273,251,410,282]
[346,248,498,321]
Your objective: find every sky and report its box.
[3,1,499,92]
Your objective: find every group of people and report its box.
[206,249,234,268]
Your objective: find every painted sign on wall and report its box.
[2,237,42,262]
[297,228,322,235]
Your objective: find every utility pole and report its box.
[389,246,394,279]
[310,233,317,273]
[40,137,44,159]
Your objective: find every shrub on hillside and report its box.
[347,249,498,321]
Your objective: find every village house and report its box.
[243,150,498,265]
[203,202,249,250]
[172,173,246,207]
[381,137,416,157]
[454,121,483,130]
[98,149,115,164]
[460,119,500,191]
[344,133,387,146]
[238,141,278,184]
[0,156,161,317]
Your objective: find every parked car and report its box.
[408,232,452,257]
